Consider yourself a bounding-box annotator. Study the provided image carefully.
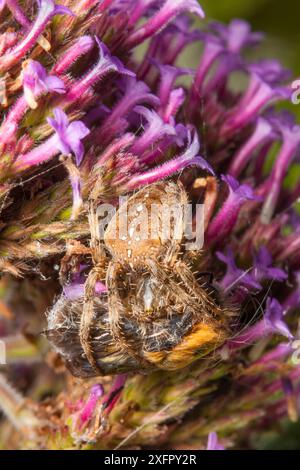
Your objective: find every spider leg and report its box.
[106,261,124,341]
[79,201,108,374]
[171,260,218,317]
[80,267,105,374]
[106,261,150,366]
[197,271,214,285]
[147,258,198,310]
[59,240,91,285]
[192,176,218,231]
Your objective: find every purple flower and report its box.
[206,175,257,245]
[3,0,300,450]
[64,281,107,300]
[253,246,287,283]
[0,31,18,56]
[189,20,263,114]
[160,16,202,65]
[127,0,205,48]
[162,88,185,123]
[152,60,193,110]
[77,384,104,429]
[264,298,293,340]
[254,343,293,369]
[228,298,293,351]
[217,248,261,292]
[210,19,264,54]
[126,127,214,190]
[0,0,74,73]
[249,60,291,85]
[5,0,51,51]
[0,58,65,146]
[96,77,159,147]
[127,0,158,27]
[65,37,134,106]
[131,106,175,156]
[22,60,65,109]
[261,121,300,223]
[221,60,291,139]
[47,108,90,166]
[52,36,94,76]
[206,432,225,450]
[229,117,275,177]
[190,36,224,102]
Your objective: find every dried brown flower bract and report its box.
[46,181,233,377]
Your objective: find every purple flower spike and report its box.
[253,246,287,283]
[22,60,65,109]
[131,106,175,156]
[217,248,261,292]
[127,0,205,48]
[261,122,300,224]
[47,108,90,166]
[206,175,257,245]
[206,432,225,450]
[0,0,74,73]
[126,128,214,190]
[229,117,274,177]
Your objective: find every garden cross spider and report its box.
[47,180,233,377]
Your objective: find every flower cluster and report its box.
[0,0,299,450]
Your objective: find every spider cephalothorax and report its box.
[47,181,233,377]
